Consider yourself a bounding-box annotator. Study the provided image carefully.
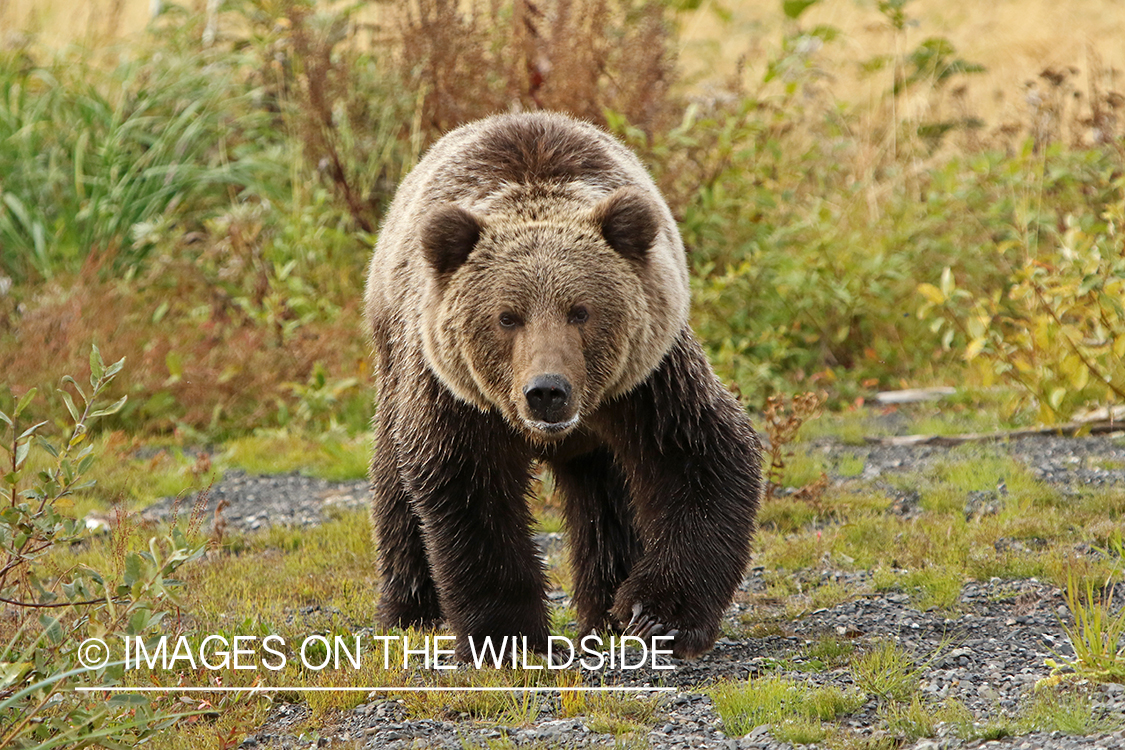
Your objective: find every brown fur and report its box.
[366,112,761,659]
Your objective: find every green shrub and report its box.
[919,145,1125,421]
[0,34,282,283]
[0,346,206,747]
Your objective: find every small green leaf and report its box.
[165,353,183,384]
[60,375,87,404]
[917,282,945,305]
[940,266,955,297]
[783,0,819,19]
[0,661,31,690]
[14,388,38,419]
[105,356,126,379]
[14,442,30,470]
[77,455,96,476]
[59,390,80,422]
[1048,387,1066,412]
[17,420,48,441]
[123,553,143,587]
[90,344,106,382]
[89,396,128,419]
[38,614,64,644]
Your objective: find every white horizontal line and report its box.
[75,686,675,693]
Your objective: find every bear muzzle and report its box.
[520,374,580,435]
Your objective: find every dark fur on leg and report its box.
[396,375,550,659]
[591,329,761,658]
[550,447,643,636]
[371,390,442,629]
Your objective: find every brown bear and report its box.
[365,111,761,660]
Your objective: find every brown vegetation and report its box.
[394,0,679,137]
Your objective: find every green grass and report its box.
[0,37,281,282]
[576,694,660,737]
[1051,576,1125,683]
[1019,688,1122,735]
[804,637,856,671]
[949,687,1123,742]
[880,696,974,741]
[29,405,1125,749]
[868,566,963,612]
[4,0,1125,746]
[851,641,922,703]
[708,676,865,738]
[221,431,370,481]
[902,568,964,611]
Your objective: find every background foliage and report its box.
[1,0,1123,435]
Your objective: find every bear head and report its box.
[418,186,663,442]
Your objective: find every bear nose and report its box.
[523,374,572,423]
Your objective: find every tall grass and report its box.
[0,37,281,282]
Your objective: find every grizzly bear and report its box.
[365,111,761,660]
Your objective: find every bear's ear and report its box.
[421,204,484,277]
[593,188,660,263]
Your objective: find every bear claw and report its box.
[624,602,673,641]
[625,602,644,631]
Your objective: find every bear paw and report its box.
[618,601,716,659]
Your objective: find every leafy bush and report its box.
[0,347,206,748]
[1,0,1123,437]
[918,144,1125,421]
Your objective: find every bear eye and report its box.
[498,311,522,329]
[568,305,589,325]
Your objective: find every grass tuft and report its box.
[851,641,923,702]
[1051,574,1125,683]
[708,676,864,738]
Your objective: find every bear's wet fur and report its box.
[365,112,761,659]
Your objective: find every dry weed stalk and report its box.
[285,6,376,233]
[110,499,135,573]
[210,496,230,550]
[395,0,678,137]
[763,391,826,501]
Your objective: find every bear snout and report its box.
[522,374,575,427]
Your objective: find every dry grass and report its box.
[679,1,1125,126]
[8,0,1123,132]
[390,0,678,136]
[0,0,151,46]
[0,253,369,435]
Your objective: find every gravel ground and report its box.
[151,433,1125,750]
[142,471,369,530]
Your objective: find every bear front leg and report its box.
[372,406,442,630]
[550,447,643,637]
[397,381,549,660]
[596,330,762,659]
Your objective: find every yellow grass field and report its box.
[679,0,1125,129]
[3,0,1121,128]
